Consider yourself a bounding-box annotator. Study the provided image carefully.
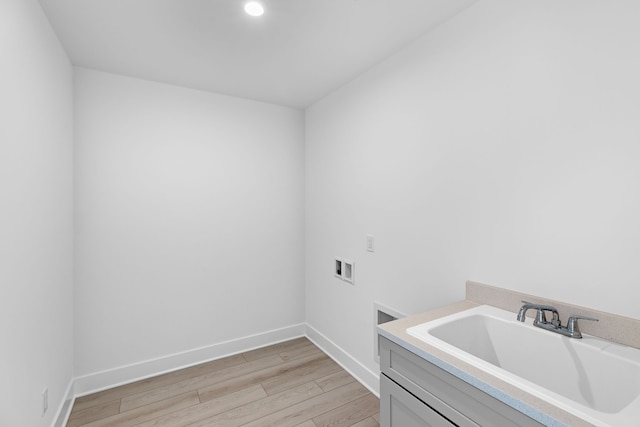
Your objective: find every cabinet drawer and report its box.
[381,374,455,426]
[380,336,542,427]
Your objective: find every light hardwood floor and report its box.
[66,338,380,427]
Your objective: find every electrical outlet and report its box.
[42,387,48,417]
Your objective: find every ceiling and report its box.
[38,0,476,108]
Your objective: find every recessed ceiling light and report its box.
[244,1,264,17]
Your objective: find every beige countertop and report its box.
[377,300,596,427]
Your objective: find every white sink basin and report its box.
[407,305,640,426]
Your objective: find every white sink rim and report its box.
[406,304,640,427]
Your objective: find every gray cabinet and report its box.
[379,335,543,427]
[382,374,455,426]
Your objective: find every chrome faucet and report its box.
[517,301,560,327]
[517,301,598,338]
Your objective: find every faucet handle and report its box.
[567,315,599,338]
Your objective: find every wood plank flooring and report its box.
[66,338,380,427]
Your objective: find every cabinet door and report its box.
[381,374,454,427]
[380,336,542,427]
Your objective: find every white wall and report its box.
[306,0,640,389]
[0,1,74,426]
[5,0,639,417]
[74,69,305,378]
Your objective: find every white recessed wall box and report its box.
[343,259,354,284]
[334,257,354,284]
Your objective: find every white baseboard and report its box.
[73,323,306,397]
[305,324,380,397]
[52,379,74,427]
[64,321,379,422]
